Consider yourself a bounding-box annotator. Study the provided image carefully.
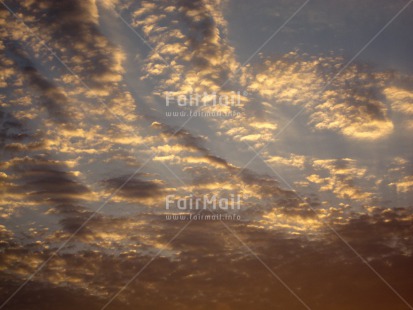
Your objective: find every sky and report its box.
[0,0,413,309]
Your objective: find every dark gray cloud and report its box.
[1,211,413,309]
[102,174,164,200]
[0,110,27,148]
[22,65,70,124]
[16,0,124,90]
[7,157,89,204]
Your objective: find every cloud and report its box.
[246,52,395,140]
[385,86,413,114]
[267,154,306,169]
[308,158,373,201]
[130,0,239,96]
[17,0,125,91]
[5,46,72,124]
[1,208,412,309]
[101,174,166,203]
[390,175,413,193]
